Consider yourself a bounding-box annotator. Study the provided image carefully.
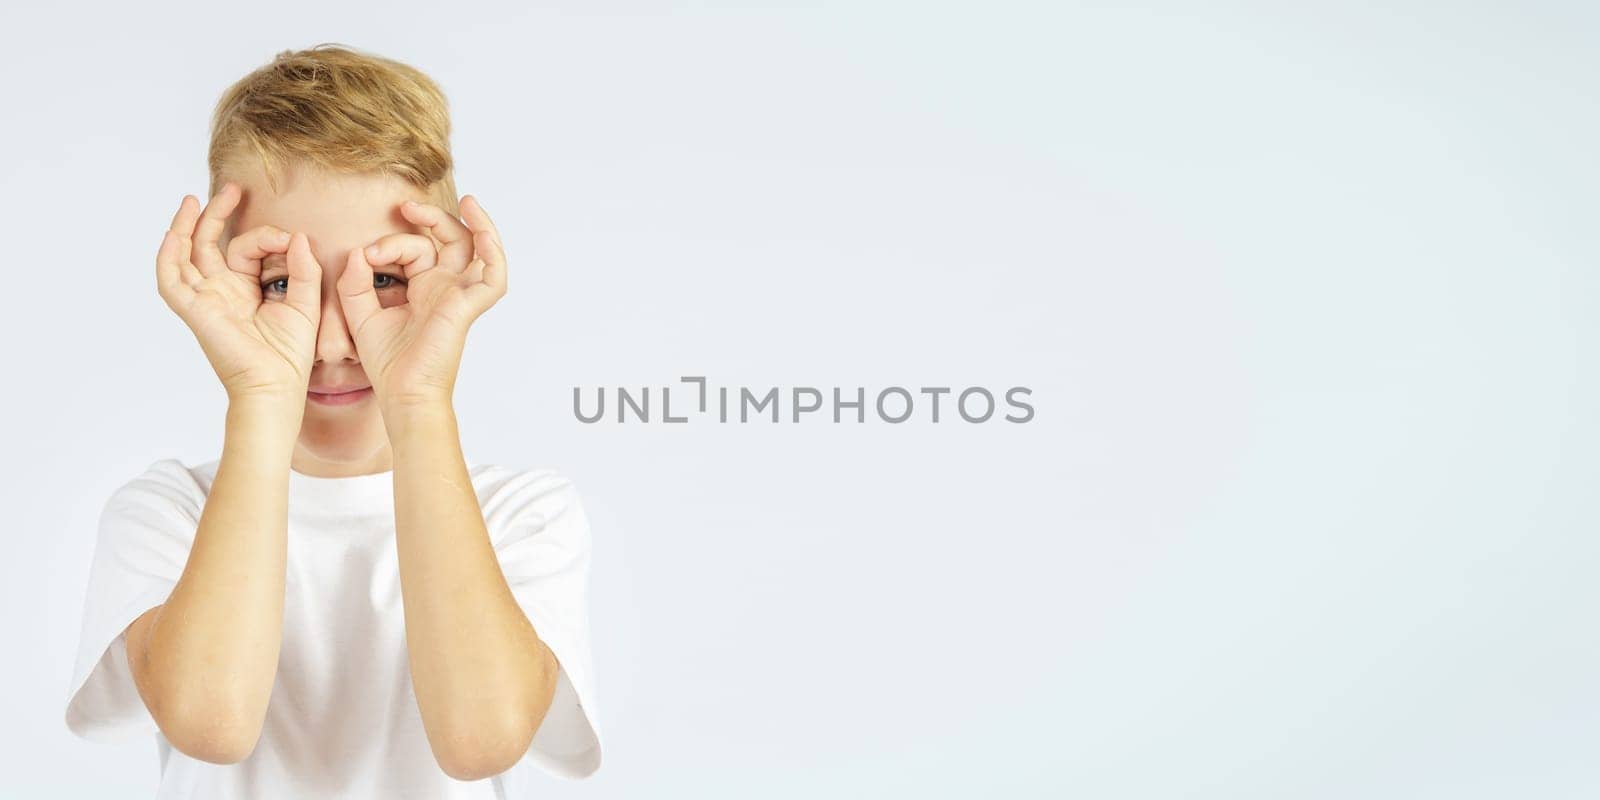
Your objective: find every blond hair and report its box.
[208,43,458,215]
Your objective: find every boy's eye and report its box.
[261,274,405,297]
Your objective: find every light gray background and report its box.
[2,2,1595,797]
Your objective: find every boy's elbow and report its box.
[433,718,536,782]
[157,701,264,765]
[125,609,265,764]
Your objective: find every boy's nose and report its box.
[314,279,360,365]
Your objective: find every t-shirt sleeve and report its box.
[64,458,204,743]
[485,470,604,782]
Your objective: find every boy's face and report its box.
[223,160,434,474]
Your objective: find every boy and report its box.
[63,43,602,798]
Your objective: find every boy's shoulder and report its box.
[109,457,582,517]
[107,457,212,512]
[470,463,582,511]
[470,464,588,543]
[182,458,573,492]
[470,462,573,492]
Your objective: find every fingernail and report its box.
[365,244,380,258]
[403,200,418,208]
[275,231,292,244]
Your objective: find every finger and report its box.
[459,195,502,247]
[461,228,507,313]
[225,225,294,278]
[167,195,202,282]
[460,198,508,312]
[362,232,440,278]
[192,182,243,277]
[283,232,324,322]
[167,194,200,241]
[462,256,485,286]
[156,229,196,311]
[337,246,383,338]
[398,200,474,271]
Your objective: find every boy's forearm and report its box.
[387,401,559,782]
[141,397,298,756]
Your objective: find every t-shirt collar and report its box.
[288,466,394,512]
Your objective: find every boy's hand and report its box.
[156,182,322,408]
[337,195,507,415]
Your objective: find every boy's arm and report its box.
[125,396,299,764]
[342,194,545,780]
[387,400,560,783]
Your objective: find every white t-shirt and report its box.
[63,457,603,799]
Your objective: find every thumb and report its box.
[283,232,323,322]
[338,246,383,339]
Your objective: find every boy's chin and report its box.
[296,417,388,463]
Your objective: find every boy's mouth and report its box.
[308,385,374,406]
